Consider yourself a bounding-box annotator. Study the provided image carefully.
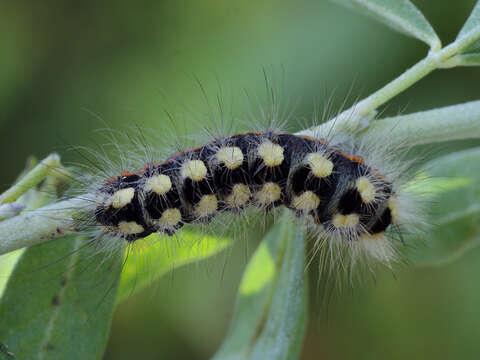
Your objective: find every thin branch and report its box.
[0,154,62,204]
[0,197,89,255]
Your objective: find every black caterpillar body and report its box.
[95,132,397,242]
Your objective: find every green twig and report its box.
[0,154,62,204]
[0,197,89,255]
[0,203,25,221]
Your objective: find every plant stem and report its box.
[0,154,62,204]
[439,26,480,61]
[0,204,25,221]
[0,197,89,255]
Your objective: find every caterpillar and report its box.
[90,128,405,264]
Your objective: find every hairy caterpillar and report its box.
[95,131,395,241]
[67,106,419,272]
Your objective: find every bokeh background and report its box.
[2,0,480,359]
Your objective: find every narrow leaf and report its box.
[456,0,480,54]
[0,235,123,360]
[212,211,307,360]
[404,148,480,265]
[333,0,440,49]
[249,221,307,360]
[0,250,22,297]
[117,230,231,303]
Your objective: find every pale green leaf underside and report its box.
[213,211,307,360]
[0,235,123,360]
[456,0,480,54]
[333,0,440,49]
[117,230,231,303]
[405,148,480,265]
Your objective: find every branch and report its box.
[0,154,61,204]
[0,198,89,255]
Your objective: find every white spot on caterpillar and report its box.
[356,176,376,203]
[118,221,144,235]
[388,197,398,222]
[332,213,359,228]
[254,182,281,205]
[105,188,135,209]
[258,141,284,167]
[182,160,207,181]
[292,191,320,211]
[156,208,182,228]
[225,184,251,208]
[358,232,396,262]
[144,174,172,195]
[194,194,218,217]
[305,153,333,178]
[216,147,244,170]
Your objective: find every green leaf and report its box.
[212,211,307,360]
[456,0,480,54]
[332,0,440,50]
[117,230,231,303]
[0,251,22,298]
[0,235,124,360]
[0,228,231,359]
[404,148,480,265]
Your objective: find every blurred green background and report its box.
[2,0,480,359]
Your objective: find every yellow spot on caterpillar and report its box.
[105,188,135,209]
[157,208,182,228]
[305,153,333,178]
[225,184,251,207]
[292,191,320,211]
[144,174,172,195]
[258,141,284,167]
[389,197,398,222]
[216,147,244,170]
[254,182,281,205]
[356,177,376,203]
[182,160,207,181]
[332,213,359,228]
[118,221,144,235]
[194,194,218,217]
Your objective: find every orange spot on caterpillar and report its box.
[104,176,118,185]
[342,154,364,165]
